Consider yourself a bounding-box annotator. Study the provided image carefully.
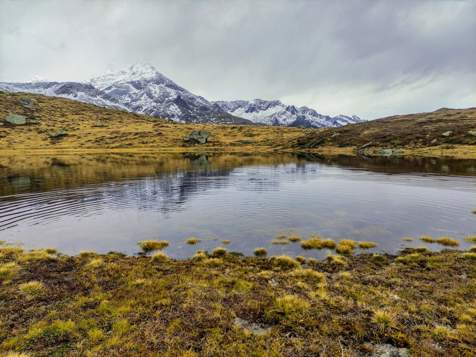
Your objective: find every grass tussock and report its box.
[335,240,356,255]
[192,250,207,261]
[269,295,310,319]
[211,247,227,257]
[137,240,169,252]
[420,236,436,243]
[288,235,302,242]
[300,237,336,250]
[272,255,301,269]
[253,248,267,257]
[150,251,169,263]
[19,281,45,299]
[290,269,325,284]
[0,262,20,282]
[185,237,201,245]
[0,247,474,356]
[435,237,459,247]
[358,241,378,249]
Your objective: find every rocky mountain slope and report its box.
[0,64,360,127]
[214,99,361,128]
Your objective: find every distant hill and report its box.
[293,107,476,149]
[0,63,360,128]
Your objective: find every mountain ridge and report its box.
[0,64,361,127]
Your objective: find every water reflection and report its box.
[0,153,475,257]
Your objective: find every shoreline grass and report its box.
[0,243,474,356]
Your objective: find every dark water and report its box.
[0,153,475,258]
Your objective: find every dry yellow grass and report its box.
[0,92,305,154]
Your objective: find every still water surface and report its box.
[0,154,475,258]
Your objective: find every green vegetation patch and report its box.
[0,248,474,356]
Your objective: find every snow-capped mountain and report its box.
[0,64,361,127]
[0,64,249,125]
[214,99,362,128]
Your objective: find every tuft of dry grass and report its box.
[211,247,227,257]
[435,237,459,247]
[290,269,325,284]
[288,235,302,242]
[301,237,336,250]
[19,281,45,299]
[253,248,267,257]
[420,236,436,243]
[358,241,378,249]
[138,240,169,252]
[464,236,476,243]
[272,255,301,269]
[185,237,200,245]
[150,251,169,263]
[0,262,20,282]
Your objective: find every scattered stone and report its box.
[378,148,402,157]
[4,114,27,126]
[93,121,107,128]
[467,130,476,137]
[441,131,452,137]
[19,97,35,109]
[430,138,438,145]
[184,130,210,144]
[48,129,68,140]
[371,344,409,357]
[233,317,271,336]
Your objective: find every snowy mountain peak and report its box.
[213,99,362,128]
[90,63,174,90]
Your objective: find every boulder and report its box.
[467,130,476,137]
[19,97,35,109]
[48,129,68,140]
[184,130,210,144]
[441,131,452,137]
[4,114,27,126]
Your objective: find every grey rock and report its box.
[48,129,68,139]
[184,130,210,144]
[431,138,438,144]
[4,113,27,126]
[19,97,35,109]
[467,130,476,137]
[441,131,452,137]
[379,148,402,157]
[371,344,409,357]
[233,317,271,336]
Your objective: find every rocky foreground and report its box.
[0,244,475,356]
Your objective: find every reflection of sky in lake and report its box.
[1,159,476,258]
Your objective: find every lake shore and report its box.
[1,245,475,356]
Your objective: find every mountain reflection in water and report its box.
[0,153,475,257]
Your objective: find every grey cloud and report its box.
[0,0,475,119]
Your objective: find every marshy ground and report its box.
[0,244,475,356]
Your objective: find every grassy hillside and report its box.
[293,107,476,157]
[1,91,475,158]
[0,91,305,153]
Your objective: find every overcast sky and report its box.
[1,0,475,119]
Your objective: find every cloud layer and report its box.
[1,0,475,119]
